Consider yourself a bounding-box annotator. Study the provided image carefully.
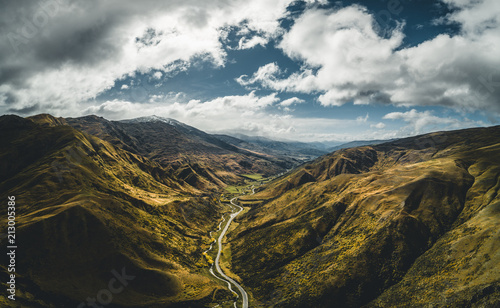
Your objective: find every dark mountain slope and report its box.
[0,115,231,307]
[229,125,500,307]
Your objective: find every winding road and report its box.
[207,195,250,308]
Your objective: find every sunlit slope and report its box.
[230,125,500,307]
[0,115,229,307]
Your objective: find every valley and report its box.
[210,197,248,308]
[2,1,500,307]
[0,114,499,307]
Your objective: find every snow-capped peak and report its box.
[121,115,182,126]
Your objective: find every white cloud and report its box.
[383,109,449,132]
[152,71,163,80]
[85,99,137,117]
[0,0,296,115]
[84,91,279,121]
[238,5,405,106]
[303,0,329,4]
[121,84,129,90]
[356,113,369,123]
[240,2,500,113]
[280,97,305,107]
[383,109,485,134]
[370,122,386,129]
[441,0,500,35]
[237,36,268,50]
[237,62,281,87]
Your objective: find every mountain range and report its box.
[0,114,233,307]
[231,126,500,307]
[0,114,499,307]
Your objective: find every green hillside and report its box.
[230,126,500,307]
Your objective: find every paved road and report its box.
[212,197,249,308]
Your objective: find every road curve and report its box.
[212,197,249,308]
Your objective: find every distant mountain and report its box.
[218,132,396,159]
[121,115,240,153]
[327,138,398,152]
[121,115,185,126]
[305,140,344,151]
[219,133,328,161]
[231,125,500,307]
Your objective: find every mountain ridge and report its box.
[31,114,298,190]
[230,124,500,307]
[0,114,233,307]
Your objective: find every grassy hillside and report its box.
[0,115,233,307]
[229,125,500,307]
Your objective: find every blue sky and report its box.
[1,0,499,141]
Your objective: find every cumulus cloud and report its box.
[0,0,296,115]
[280,97,305,107]
[370,122,386,129]
[84,91,278,121]
[239,1,500,113]
[238,5,405,106]
[383,109,485,134]
[237,36,268,50]
[152,71,163,80]
[237,63,281,87]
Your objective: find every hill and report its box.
[229,125,500,307]
[0,115,233,307]
[327,138,397,152]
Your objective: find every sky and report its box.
[1,0,499,142]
